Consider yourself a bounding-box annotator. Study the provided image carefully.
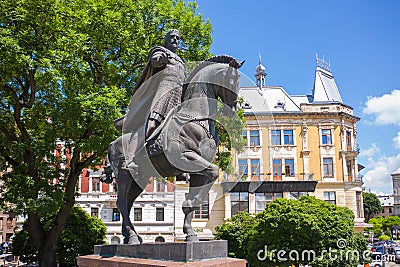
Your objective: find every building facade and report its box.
[76,168,177,244]
[221,56,365,231]
[392,169,400,216]
[374,195,394,218]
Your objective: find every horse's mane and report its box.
[185,55,240,83]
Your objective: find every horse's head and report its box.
[193,55,244,109]
[184,55,244,109]
[216,58,244,109]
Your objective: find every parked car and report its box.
[370,252,385,267]
[395,250,400,264]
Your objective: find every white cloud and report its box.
[362,153,400,194]
[359,143,381,160]
[363,90,400,125]
[393,131,400,149]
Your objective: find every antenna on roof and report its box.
[316,53,331,73]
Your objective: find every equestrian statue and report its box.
[104,29,244,244]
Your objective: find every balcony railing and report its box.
[346,175,363,184]
[229,173,315,181]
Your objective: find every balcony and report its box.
[345,175,363,186]
[340,144,360,157]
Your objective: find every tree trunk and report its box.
[38,242,58,267]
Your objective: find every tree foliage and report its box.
[363,192,382,222]
[0,0,212,265]
[215,196,368,267]
[12,206,106,266]
[215,102,246,174]
[367,215,400,237]
[214,212,257,258]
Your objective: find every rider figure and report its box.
[122,29,185,171]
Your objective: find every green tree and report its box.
[363,192,382,222]
[0,0,211,266]
[381,215,400,236]
[215,102,246,174]
[214,212,257,258]
[216,196,368,267]
[12,206,106,266]
[367,216,384,236]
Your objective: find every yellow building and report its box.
[214,56,366,232]
[100,56,367,241]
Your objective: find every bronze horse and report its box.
[107,55,243,244]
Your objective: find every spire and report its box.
[312,54,343,103]
[254,53,267,89]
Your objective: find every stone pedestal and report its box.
[77,241,247,267]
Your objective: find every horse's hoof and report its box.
[185,234,199,242]
[129,234,142,244]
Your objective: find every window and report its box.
[91,207,99,217]
[156,179,166,192]
[255,193,283,213]
[111,236,121,244]
[290,192,307,199]
[323,158,334,177]
[324,191,336,204]
[284,159,295,176]
[194,194,209,219]
[92,177,100,192]
[134,208,142,221]
[242,130,247,142]
[346,131,352,150]
[283,130,294,145]
[250,130,260,146]
[156,207,164,221]
[273,159,282,180]
[112,208,120,221]
[6,218,12,228]
[272,129,294,145]
[250,159,260,179]
[271,130,281,145]
[321,129,332,145]
[238,159,248,178]
[346,159,353,180]
[389,208,393,214]
[231,192,249,216]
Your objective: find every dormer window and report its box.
[274,100,285,110]
[242,101,252,109]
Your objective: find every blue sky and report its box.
[191,0,400,194]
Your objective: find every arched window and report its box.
[111,236,120,244]
[155,236,165,243]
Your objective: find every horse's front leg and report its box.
[180,151,220,242]
[116,169,141,244]
[182,200,198,242]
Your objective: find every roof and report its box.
[239,56,346,115]
[239,86,302,113]
[312,66,343,103]
[378,196,394,207]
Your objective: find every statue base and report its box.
[77,255,246,267]
[77,241,246,267]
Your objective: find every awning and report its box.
[221,181,318,193]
